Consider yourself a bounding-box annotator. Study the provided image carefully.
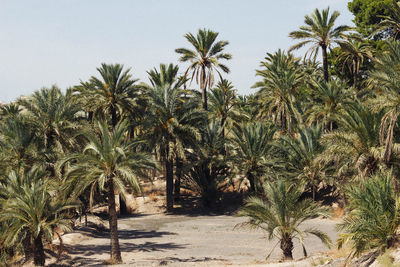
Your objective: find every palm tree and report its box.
[368,41,400,165]
[253,50,304,134]
[230,122,276,194]
[63,120,156,263]
[19,86,83,155]
[175,28,232,110]
[278,125,333,199]
[17,86,84,180]
[0,167,75,266]
[237,180,331,260]
[289,8,350,81]
[374,0,400,39]
[338,171,400,260]
[322,102,383,179]
[76,63,142,128]
[208,79,238,139]
[182,121,229,207]
[337,39,374,89]
[305,79,352,131]
[144,64,203,211]
[0,115,38,173]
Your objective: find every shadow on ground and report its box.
[49,228,185,267]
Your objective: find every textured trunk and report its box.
[174,157,183,200]
[202,87,208,111]
[321,44,329,82]
[247,172,256,193]
[280,237,294,260]
[33,233,45,266]
[353,58,358,89]
[201,67,208,111]
[165,155,174,212]
[22,234,33,263]
[107,178,122,263]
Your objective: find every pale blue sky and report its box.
[0,0,353,102]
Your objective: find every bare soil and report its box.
[50,212,339,267]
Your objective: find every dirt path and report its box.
[53,213,339,266]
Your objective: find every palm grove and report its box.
[2,0,400,265]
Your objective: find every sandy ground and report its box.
[51,212,340,267]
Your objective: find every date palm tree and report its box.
[62,120,156,263]
[76,63,143,128]
[368,41,400,165]
[237,180,331,260]
[322,102,383,179]
[289,8,350,81]
[0,167,75,266]
[230,122,276,194]
[253,50,303,134]
[208,79,238,139]
[337,39,374,89]
[277,125,334,199]
[374,0,400,39]
[175,28,232,110]
[338,171,400,259]
[144,64,203,211]
[18,86,84,180]
[305,79,352,131]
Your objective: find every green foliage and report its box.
[237,180,331,260]
[175,28,232,110]
[0,167,76,266]
[348,0,393,37]
[337,171,400,257]
[230,122,276,193]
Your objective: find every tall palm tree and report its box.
[289,8,350,81]
[230,122,276,194]
[76,63,142,128]
[253,50,303,134]
[0,167,75,266]
[175,28,232,110]
[237,180,331,260]
[368,41,400,165]
[63,120,156,263]
[337,39,374,89]
[144,64,203,211]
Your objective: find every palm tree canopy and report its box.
[237,180,331,257]
[63,120,156,202]
[289,7,351,58]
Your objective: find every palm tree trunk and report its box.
[23,234,33,263]
[107,178,122,263]
[247,172,256,193]
[33,232,45,266]
[174,157,183,200]
[201,67,208,111]
[321,44,329,82]
[202,87,208,111]
[165,157,174,212]
[280,237,294,260]
[353,58,358,89]
[111,105,117,128]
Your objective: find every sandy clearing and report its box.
[51,213,340,267]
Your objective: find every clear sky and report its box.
[0,0,353,103]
